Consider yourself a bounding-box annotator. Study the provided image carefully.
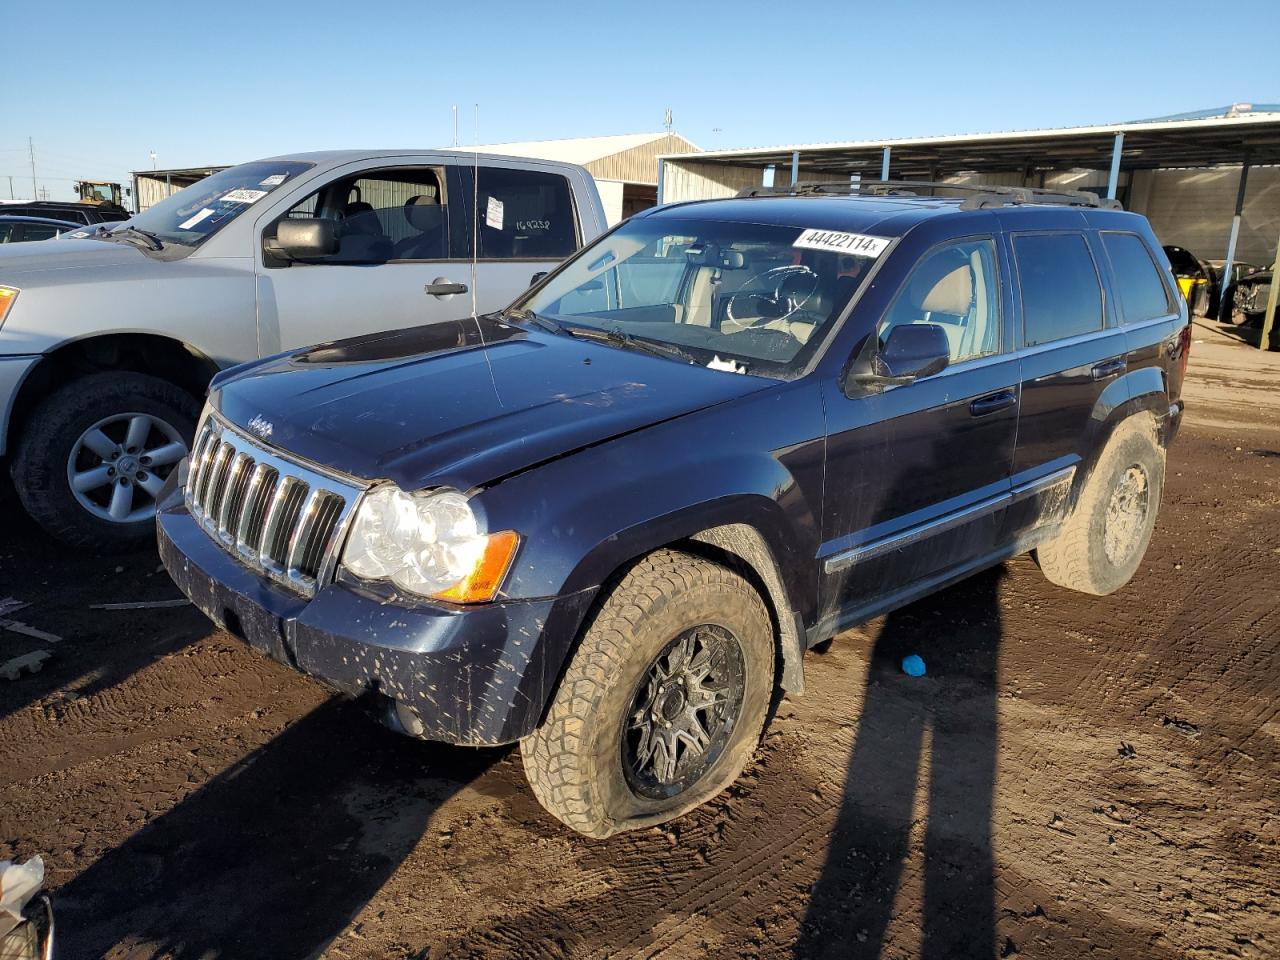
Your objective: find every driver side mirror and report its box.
[264,218,338,261]
[847,323,950,391]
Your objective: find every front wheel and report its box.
[11,372,199,550]
[1035,416,1165,596]
[520,550,775,837]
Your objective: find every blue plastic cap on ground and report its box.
[901,654,927,677]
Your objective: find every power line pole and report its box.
[28,137,37,201]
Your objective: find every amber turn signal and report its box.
[432,530,521,604]
[0,287,18,327]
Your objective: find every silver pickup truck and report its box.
[0,150,607,547]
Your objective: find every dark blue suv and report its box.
[158,183,1189,837]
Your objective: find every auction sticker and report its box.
[179,208,215,229]
[793,229,890,258]
[486,196,504,230]
[219,188,268,205]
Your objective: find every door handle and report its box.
[969,390,1017,417]
[425,279,468,297]
[1091,358,1127,380]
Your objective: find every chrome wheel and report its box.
[66,412,188,523]
[623,624,746,801]
[1103,464,1150,566]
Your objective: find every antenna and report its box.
[470,103,503,408]
[452,105,458,147]
[663,108,673,133]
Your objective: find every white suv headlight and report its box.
[341,486,519,603]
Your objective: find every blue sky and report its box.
[3,0,1277,202]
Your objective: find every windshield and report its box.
[520,217,883,377]
[128,161,312,247]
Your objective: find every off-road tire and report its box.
[11,372,199,550]
[1035,416,1164,596]
[521,549,775,838]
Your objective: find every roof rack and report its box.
[735,179,1123,210]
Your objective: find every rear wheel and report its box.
[1035,416,1164,596]
[520,550,775,837]
[11,372,198,550]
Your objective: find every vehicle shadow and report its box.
[795,567,1003,959]
[54,696,504,959]
[0,509,216,725]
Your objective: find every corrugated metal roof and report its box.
[457,132,692,165]
[663,111,1280,163]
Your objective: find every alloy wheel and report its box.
[66,412,188,523]
[623,624,746,801]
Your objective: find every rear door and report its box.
[1001,225,1127,541]
[452,161,583,309]
[820,234,1020,625]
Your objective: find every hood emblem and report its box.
[247,415,274,441]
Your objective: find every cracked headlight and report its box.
[341,486,519,603]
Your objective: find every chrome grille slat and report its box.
[217,453,253,538]
[182,413,363,597]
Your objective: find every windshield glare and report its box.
[127,161,312,246]
[522,217,878,375]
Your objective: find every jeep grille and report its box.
[184,414,363,597]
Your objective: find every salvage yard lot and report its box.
[2,324,1278,959]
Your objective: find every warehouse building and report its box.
[462,131,698,224]
[658,105,1280,288]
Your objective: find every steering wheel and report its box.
[725,265,821,328]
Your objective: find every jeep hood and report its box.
[212,317,773,490]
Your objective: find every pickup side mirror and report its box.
[847,323,951,392]
[264,218,338,261]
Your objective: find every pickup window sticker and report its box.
[793,228,890,258]
[485,196,504,231]
[219,188,268,205]
[259,174,287,187]
[179,208,216,230]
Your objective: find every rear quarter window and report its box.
[1014,233,1104,347]
[474,167,576,260]
[1102,232,1174,324]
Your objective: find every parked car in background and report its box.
[1231,263,1274,332]
[0,216,82,243]
[0,201,128,226]
[0,150,607,547]
[159,183,1188,837]
[1163,244,1215,317]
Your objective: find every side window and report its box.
[1014,233,1104,347]
[474,167,576,260]
[21,225,62,241]
[1102,232,1174,324]
[0,224,12,243]
[877,238,1001,365]
[276,167,449,264]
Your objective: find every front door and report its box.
[819,237,1019,630]
[257,163,476,353]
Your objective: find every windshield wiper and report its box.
[97,225,163,251]
[565,325,695,364]
[502,308,568,336]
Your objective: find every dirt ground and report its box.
[2,320,1278,959]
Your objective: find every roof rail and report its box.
[735,179,1123,210]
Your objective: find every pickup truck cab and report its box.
[0,151,605,547]
[158,183,1189,837]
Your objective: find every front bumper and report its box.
[157,475,592,745]
[0,354,40,457]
